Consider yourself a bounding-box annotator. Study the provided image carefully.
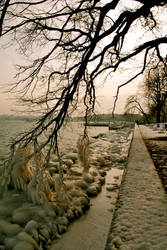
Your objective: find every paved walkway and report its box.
[105,125,167,250]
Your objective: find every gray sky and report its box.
[0,0,166,116]
[0,42,27,115]
[0,43,141,115]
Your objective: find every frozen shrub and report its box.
[4,146,34,192]
[77,134,90,172]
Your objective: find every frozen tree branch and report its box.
[0,0,167,171]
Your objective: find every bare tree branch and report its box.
[0,0,167,164]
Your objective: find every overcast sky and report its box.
[0,0,166,116]
[0,42,142,115]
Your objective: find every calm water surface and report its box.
[0,118,108,164]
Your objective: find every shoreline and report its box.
[0,126,133,250]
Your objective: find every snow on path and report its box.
[106,125,167,250]
[139,124,167,139]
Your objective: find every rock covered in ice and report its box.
[56,216,69,226]
[98,176,105,185]
[62,159,73,168]
[0,193,25,217]
[39,226,50,240]
[83,173,94,184]
[0,220,22,237]
[57,224,67,234]
[75,179,88,190]
[99,170,106,177]
[12,207,34,225]
[89,168,98,176]
[24,220,39,242]
[69,187,84,198]
[70,167,82,176]
[64,153,78,162]
[86,184,99,197]
[17,232,38,249]
[55,205,66,217]
[66,208,75,221]
[4,237,19,250]
[13,241,34,250]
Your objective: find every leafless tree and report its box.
[0,0,167,201]
[124,94,149,123]
[144,63,167,123]
[125,61,167,123]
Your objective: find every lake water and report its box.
[0,118,34,163]
[0,117,108,164]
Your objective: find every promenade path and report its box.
[106,124,167,250]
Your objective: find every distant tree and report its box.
[124,94,149,123]
[0,0,167,204]
[125,62,167,123]
[144,63,167,123]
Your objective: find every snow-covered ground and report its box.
[106,125,167,250]
[3,123,167,250]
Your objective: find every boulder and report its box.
[87,184,98,197]
[56,216,69,226]
[17,232,38,249]
[64,153,78,162]
[0,220,23,237]
[83,173,94,184]
[75,180,88,190]
[12,208,34,225]
[4,237,18,250]
[70,167,82,176]
[13,241,34,250]
[62,159,73,168]
[3,223,23,237]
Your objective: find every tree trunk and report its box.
[156,108,161,123]
[143,112,150,124]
